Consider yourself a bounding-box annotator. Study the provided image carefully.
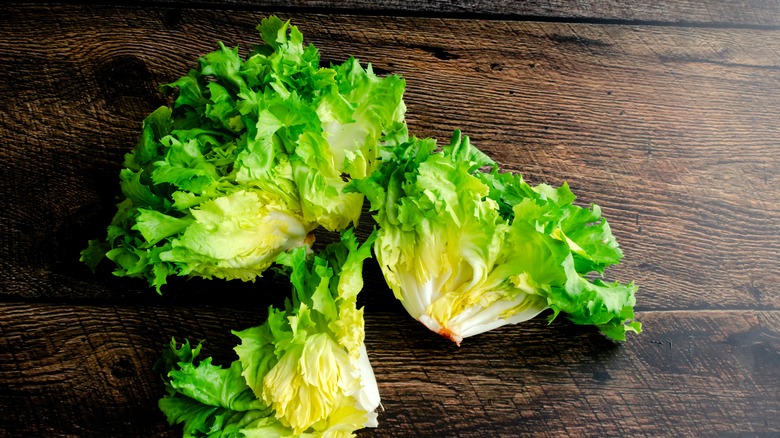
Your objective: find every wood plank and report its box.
[1,6,778,311]
[82,0,780,27]
[0,302,777,436]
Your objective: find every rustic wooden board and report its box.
[1,4,779,437]
[1,302,778,436]
[114,0,780,27]
[1,5,778,311]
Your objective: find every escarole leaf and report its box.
[158,229,381,437]
[156,338,276,438]
[352,130,640,344]
[237,228,380,435]
[81,16,406,292]
[480,168,640,340]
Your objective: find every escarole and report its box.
[352,131,640,344]
[157,229,381,437]
[81,16,406,291]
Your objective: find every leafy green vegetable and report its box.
[157,229,381,437]
[81,16,407,291]
[85,13,641,434]
[351,131,640,344]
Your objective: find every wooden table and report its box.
[2,2,779,436]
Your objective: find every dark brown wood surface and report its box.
[1,3,779,437]
[119,0,780,27]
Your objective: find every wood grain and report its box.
[1,4,779,437]
[112,0,780,27]
[1,5,778,311]
[1,302,778,436]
